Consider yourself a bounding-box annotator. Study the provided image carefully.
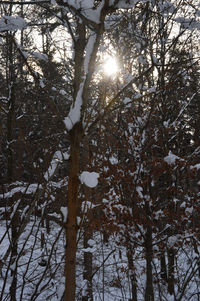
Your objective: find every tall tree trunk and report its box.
[82,227,93,301]
[193,239,200,278]
[145,225,154,301]
[82,136,93,301]
[160,251,168,282]
[167,248,175,295]
[127,247,137,301]
[10,212,19,301]
[6,33,15,183]
[63,5,107,300]
[64,123,82,301]
[6,26,18,300]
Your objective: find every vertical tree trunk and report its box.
[82,227,93,301]
[160,251,168,282]
[64,123,82,301]
[6,33,15,183]
[193,239,200,278]
[167,248,175,295]
[145,225,154,301]
[82,136,93,301]
[6,26,18,300]
[63,5,107,300]
[127,247,137,301]
[10,213,19,301]
[63,19,85,300]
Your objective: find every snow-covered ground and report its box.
[1,213,200,300]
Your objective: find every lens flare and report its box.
[103,56,118,76]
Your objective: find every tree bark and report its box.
[82,227,93,301]
[64,123,83,301]
[10,213,19,301]
[6,32,15,183]
[145,225,154,301]
[160,251,168,282]
[167,248,175,295]
[127,247,137,301]
[82,136,93,301]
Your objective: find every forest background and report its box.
[0,0,200,300]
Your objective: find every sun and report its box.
[103,56,118,76]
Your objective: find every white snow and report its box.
[116,0,140,8]
[64,30,98,131]
[21,51,28,58]
[134,93,142,99]
[191,163,200,170]
[77,216,81,225]
[168,235,178,247]
[84,33,97,74]
[154,209,163,219]
[185,207,193,215]
[163,120,170,128]
[0,183,41,199]
[180,201,186,208]
[51,0,57,5]
[138,55,146,64]
[109,156,118,165]
[123,97,131,107]
[164,151,180,165]
[148,86,156,93]
[10,199,21,219]
[10,261,17,271]
[60,207,68,222]
[32,52,48,61]
[39,79,45,88]
[64,82,84,131]
[80,171,99,188]
[0,16,27,32]
[44,150,69,181]
[67,0,105,23]
[123,73,134,84]
[82,246,96,253]
[136,186,143,198]
[87,239,95,246]
[152,55,159,65]
[59,89,67,95]
[123,97,131,104]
